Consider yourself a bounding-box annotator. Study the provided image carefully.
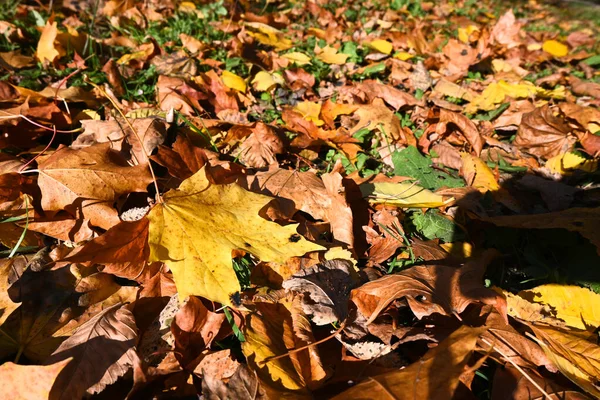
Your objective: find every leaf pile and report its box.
[1,0,600,398]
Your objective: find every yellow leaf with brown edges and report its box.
[147,167,325,306]
[460,152,499,192]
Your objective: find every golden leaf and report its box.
[221,70,247,92]
[293,101,324,126]
[365,39,393,55]
[519,284,600,330]
[147,167,325,305]
[36,21,61,63]
[543,40,569,58]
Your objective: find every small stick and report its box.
[261,320,346,365]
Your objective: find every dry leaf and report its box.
[148,167,324,306]
[0,358,72,400]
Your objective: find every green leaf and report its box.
[392,146,464,190]
[410,210,461,243]
[583,55,600,67]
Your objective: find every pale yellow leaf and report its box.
[543,40,569,58]
[316,46,349,65]
[147,167,325,305]
[251,71,284,92]
[360,181,453,208]
[281,52,312,66]
[458,25,479,43]
[221,70,246,92]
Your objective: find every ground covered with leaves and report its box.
[1,0,600,398]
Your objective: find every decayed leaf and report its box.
[148,167,324,306]
[514,106,575,159]
[0,358,72,400]
[360,181,453,208]
[332,325,486,399]
[202,364,268,400]
[439,109,484,156]
[502,290,565,327]
[282,259,355,325]
[517,284,600,330]
[0,258,20,326]
[237,122,284,168]
[46,304,138,399]
[37,143,153,229]
[492,365,591,400]
[242,301,327,391]
[74,118,167,165]
[250,167,354,247]
[530,324,600,398]
[171,296,227,367]
[351,250,504,323]
[65,218,156,283]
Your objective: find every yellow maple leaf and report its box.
[543,40,569,58]
[221,70,246,92]
[147,168,325,305]
[317,46,349,65]
[360,182,453,208]
[293,101,324,126]
[365,39,393,55]
[36,21,61,63]
[281,52,312,66]
[251,71,284,92]
[518,284,600,330]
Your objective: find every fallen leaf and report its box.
[37,143,153,230]
[351,250,504,323]
[365,39,393,55]
[221,70,247,93]
[316,46,349,65]
[282,259,355,325]
[543,40,569,58]
[252,71,284,92]
[46,304,138,399]
[36,21,61,63]
[332,325,486,399]
[514,105,576,159]
[0,358,72,400]
[148,167,324,305]
[530,324,600,398]
[281,52,312,66]
[517,284,600,330]
[360,181,453,208]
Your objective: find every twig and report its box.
[85,79,163,203]
[261,320,346,365]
